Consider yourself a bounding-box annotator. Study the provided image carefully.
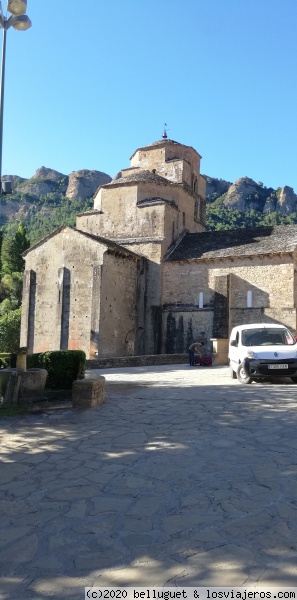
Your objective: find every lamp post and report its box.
[0,0,31,193]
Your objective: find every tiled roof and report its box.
[142,139,182,148]
[22,226,141,260]
[103,169,173,187]
[165,225,297,261]
[103,169,198,199]
[137,197,178,209]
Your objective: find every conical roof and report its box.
[130,138,201,160]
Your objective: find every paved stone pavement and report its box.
[1,364,297,599]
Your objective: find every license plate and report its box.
[268,364,288,369]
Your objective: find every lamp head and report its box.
[10,13,31,30]
[7,0,27,16]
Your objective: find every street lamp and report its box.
[0,0,31,193]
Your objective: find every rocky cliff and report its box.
[0,168,112,226]
[204,176,232,202]
[205,175,297,215]
[15,166,111,201]
[66,169,110,201]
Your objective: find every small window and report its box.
[247,291,253,308]
[194,199,200,221]
[199,292,204,309]
[183,212,185,226]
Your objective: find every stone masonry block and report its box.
[211,339,229,365]
[72,377,105,408]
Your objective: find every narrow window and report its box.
[194,199,200,221]
[183,212,185,226]
[199,292,204,309]
[247,290,253,308]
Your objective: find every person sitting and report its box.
[194,342,213,366]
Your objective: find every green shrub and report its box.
[27,350,86,389]
[0,308,21,353]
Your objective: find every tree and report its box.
[1,224,30,275]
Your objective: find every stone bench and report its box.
[72,377,105,408]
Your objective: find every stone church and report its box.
[20,137,297,359]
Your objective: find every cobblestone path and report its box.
[1,365,297,598]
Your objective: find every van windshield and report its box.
[241,328,295,346]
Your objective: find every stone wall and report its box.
[162,309,214,354]
[86,353,188,369]
[90,184,166,239]
[161,254,297,351]
[22,228,106,355]
[78,180,205,248]
[98,251,138,357]
[130,142,201,182]
[122,243,162,356]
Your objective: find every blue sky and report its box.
[1,0,297,191]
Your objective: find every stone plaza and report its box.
[1,364,297,598]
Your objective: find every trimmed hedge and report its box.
[27,350,86,390]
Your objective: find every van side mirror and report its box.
[230,340,237,347]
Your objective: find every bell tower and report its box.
[76,138,206,259]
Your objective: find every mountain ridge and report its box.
[1,168,297,242]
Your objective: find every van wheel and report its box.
[236,363,252,385]
[229,363,237,379]
[290,377,297,384]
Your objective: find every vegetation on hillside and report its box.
[2,193,93,244]
[206,203,297,231]
[0,225,30,352]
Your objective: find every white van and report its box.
[229,323,297,384]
